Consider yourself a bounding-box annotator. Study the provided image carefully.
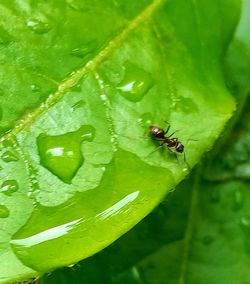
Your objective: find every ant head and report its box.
[149,125,165,138]
[176,142,184,153]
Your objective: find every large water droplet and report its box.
[26,19,51,34]
[0,205,9,218]
[0,180,19,196]
[37,125,95,184]
[1,151,19,162]
[117,63,154,102]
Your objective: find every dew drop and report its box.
[117,63,154,102]
[26,19,51,34]
[137,113,153,126]
[172,97,198,114]
[37,125,95,184]
[233,190,243,211]
[70,42,96,59]
[31,84,41,92]
[0,204,9,218]
[1,151,19,162]
[72,100,86,111]
[0,180,19,196]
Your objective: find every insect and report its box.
[149,124,185,158]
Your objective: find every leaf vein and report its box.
[0,0,163,144]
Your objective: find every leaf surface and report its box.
[0,0,240,282]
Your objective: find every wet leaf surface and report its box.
[40,1,250,283]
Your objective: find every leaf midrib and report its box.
[0,0,163,144]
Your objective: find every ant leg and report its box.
[167,147,179,162]
[164,125,170,135]
[183,151,191,170]
[145,142,164,158]
[167,130,179,138]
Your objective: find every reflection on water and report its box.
[11,191,140,248]
[97,191,140,220]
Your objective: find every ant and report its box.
[149,124,185,159]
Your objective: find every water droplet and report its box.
[209,188,220,203]
[233,190,243,211]
[0,27,13,45]
[70,42,96,58]
[202,235,214,245]
[26,19,51,34]
[72,100,86,111]
[117,63,154,102]
[1,151,19,162]
[37,125,95,184]
[137,113,153,126]
[0,205,9,218]
[31,84,41,92]
[172,97,198,113]
[0,180,19,196]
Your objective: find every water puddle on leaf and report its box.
[117,62,154,102]
[37,125,95,184]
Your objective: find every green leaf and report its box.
[0,0,240,282]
